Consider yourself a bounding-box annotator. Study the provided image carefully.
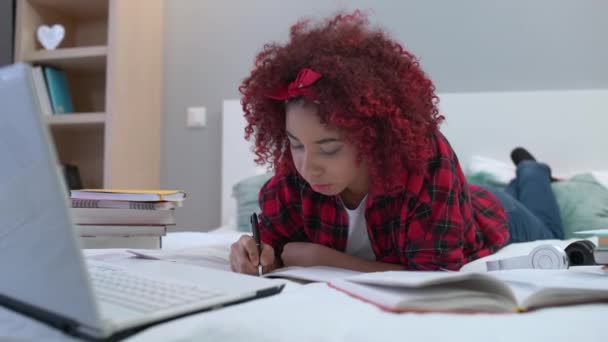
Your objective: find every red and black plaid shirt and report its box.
[258,132,509,270]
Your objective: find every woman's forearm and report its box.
[316,246,403,272]
[281,242,403,272]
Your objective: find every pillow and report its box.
[592,171,608,189]
[232,173,273,232]
[551,173,608,239]
[466,155,515,185]
[466,171,508,191]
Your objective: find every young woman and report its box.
[229,11,563,275]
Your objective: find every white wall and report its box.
[438,89,608,176]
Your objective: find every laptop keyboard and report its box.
[89,264,224,314]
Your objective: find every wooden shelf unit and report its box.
[14,0,164,189]
[46,112,106,126]
[23,45,108,72]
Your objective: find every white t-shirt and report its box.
[344,195,376,261]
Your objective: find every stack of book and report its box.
[70,189,186,249]
[592,230,608,265]
[575,229,608,266]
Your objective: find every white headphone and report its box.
[486,244,569,271]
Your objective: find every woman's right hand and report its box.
[229,235,278,275]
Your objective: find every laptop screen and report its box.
[0,64,101,331]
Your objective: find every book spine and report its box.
[70,208,175,225]
[129,202,157,210]
[594,249,608,264]
[79,236,161,249]
[75,225,166,237]
[43,66,74,114]
[71,199,100,208]
[71,199,171,210]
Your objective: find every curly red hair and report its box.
[239,11,443,194]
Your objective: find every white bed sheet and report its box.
[132,230,607,341]
[127,283,606,342]
[2,230,606,341]
[103,231,608,341]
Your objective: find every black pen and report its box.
[250,213,263,276]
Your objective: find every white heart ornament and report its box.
[37,24,65,50]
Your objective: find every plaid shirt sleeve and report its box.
[402,133,509,270]
[466,184,510,260]
[402,156,468,270]
[257,173,307,258]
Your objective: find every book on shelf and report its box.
[71,198,181,210]
[61,163,83,191]
[79,235,162,250]
[31,65,52,116]
[75,224,167,237]
[43,66,74,114]
[70,189,186,202]
[70,208,176,225]
[259,266,608,313]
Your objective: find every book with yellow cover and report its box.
[70,189,186,202]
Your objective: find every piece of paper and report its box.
[126,245,231,271]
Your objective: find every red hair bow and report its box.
[266,68,322,101]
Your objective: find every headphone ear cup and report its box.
[486,244,570,271]
[581,240,597,250]
[530,245,569,269]
[565,240,597,266]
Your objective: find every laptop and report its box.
[0,63,284,341]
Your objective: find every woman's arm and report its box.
[281,242,403,272]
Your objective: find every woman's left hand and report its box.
[280,241,405,272]
[281,242,335,267]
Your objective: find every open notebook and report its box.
[258,266,608,313]
[327,268,608,313]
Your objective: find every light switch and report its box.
[187,106,206,128]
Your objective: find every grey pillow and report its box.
[551,173,608,239]
[232,173,273,232]
[466,171,508,191]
